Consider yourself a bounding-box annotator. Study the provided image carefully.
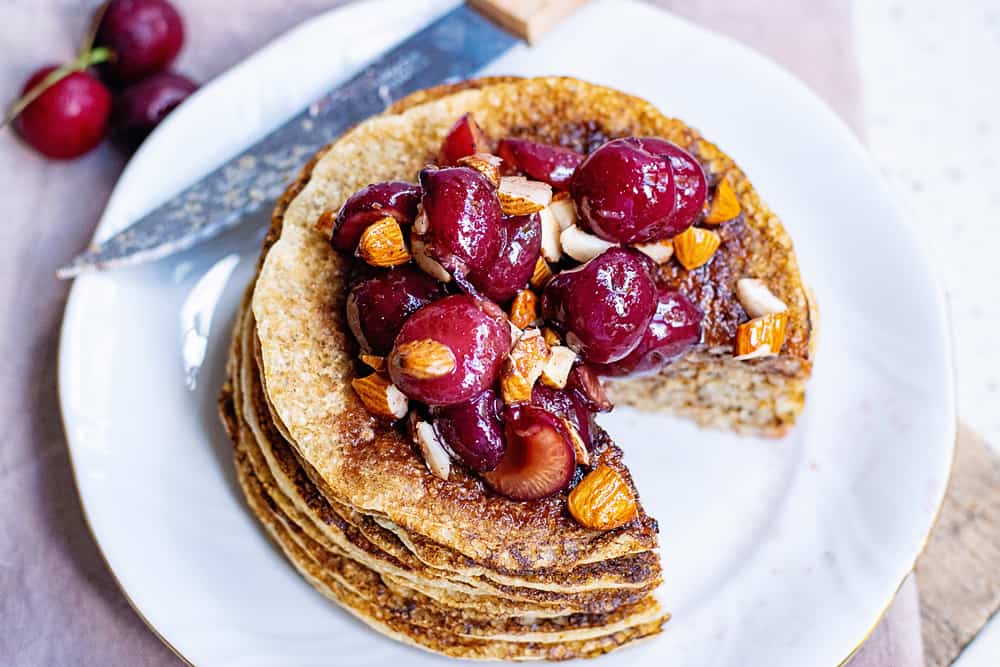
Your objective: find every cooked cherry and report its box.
[438,113,491,165]
[596,287,703,376]
[531,384,593,450]
[432,389,505,472]
[388,294,510,406]
[482,405,576,501]
[331,182,421,253]
[634,137,707,234]
[497,138,583,189]
[469,213,541,303]
[111,71,196,150]
[416,167,503,279]
[346,265,444,354]
[566,364,613,413]
[541,247,657,364]
[97,0,184,84]
[13,67,112,160]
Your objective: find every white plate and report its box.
[58,1,955,665]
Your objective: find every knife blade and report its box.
[57,4,519,279]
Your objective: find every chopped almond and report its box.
[357,216,410,267]
[704,179,741,225]
[509,290,539,329]
[409,413,451,480]
[497,176,552,215]
[547,194,577,230]
[530,256,554,288]
[500,328,550,404]
[542,327,562,347]
[561,225,615,263]
[562,419,590,467]
[673,227,721,270]
[351,374,408,420]
[734,312,789,360]
[359,354,385,371]
[538,206,563,262]
[633,239,674,264]
[392,339,456,379]
[540,346,576,389]
[568,465,638,530]
[457,153,502,186]
[735,278,787,318]
[411,237,451,282]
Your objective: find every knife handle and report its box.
[468,0,587,43]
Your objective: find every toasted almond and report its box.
[457,153,502,186]
[359,354,385,371]
[357,216,410,267]
[540,346,576,389]
[411,237,452,282]
[633,239,674,264]
[734,311,789,360]
[410,414,451,480]
[568,465,638,530]
[345,293,372,353]
[542,327,562,347]
[673,227,721,270]
[351,374,408,420]
[704,179,741,225]
[392,339,456,379]
[500,328,550,404]
[735,278,787,318]
[530,257,554,288]
[561,225,615,263]
[547,195,577,230]
[509,290,539,329]
[509,321,524,349]
[497,176,552,215]
[413,208,429,234]
[538,206,563,262]
[562,419,590,467]
[316,209,336,234]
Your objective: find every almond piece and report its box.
[316,209,336,234]
[673,227,721,270]
[538,206,563,262]
[457,152,502,186]
[540,345,576,389]
[568,465,638,530]
[345,293,372,353]
[530,257,554,288]
[509,321,524,349]
[497,176,552,215]
[633,239,674,264]
[411,237,451,282]
[357,216,410,267]
[735,278,787,318]
[359,354,385,371]
[542,327,562,347]
[500,328,550,404]
[409,414,451,480]
[548,194,577,230]
[413,208,429,234]
[392,339,456,379]
[704,179,741,225]
[509,290,539,329]
[562,419,590,467]
[561,225,615,263]
[351,374,408,420]
[734,311,789,360]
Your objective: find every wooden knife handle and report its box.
[468,0,587,43]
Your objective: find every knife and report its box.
[57,0,585,279]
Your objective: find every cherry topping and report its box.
[97,0,185,84]
[432,389,506,472]
[566,364,613,413]
[482,405,577,501]
[531,384,593,450]
[111,71,196,150]
[331,182,421,253]
[346,265,444,355]
[438,112,491,165]
[497,138,583,189]
[633,137,707,235]
[595,287,703,376]
[469,213,542,304]
[13,67,112,160]
[541,247,657,364]
[388,294,511,406]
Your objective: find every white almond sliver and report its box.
[736,278,787,318]
[561,225,615,263]
[413,419,451,480]
[538,206,563,262]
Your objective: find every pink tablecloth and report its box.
[0,1,921,664]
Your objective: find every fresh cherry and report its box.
[346,265,444,355]
[531,384,593,451]
[432,389,506,472]
[111,71,196,150]
[97,0,184,84]
[482,405,577,501]
[497,138,583,189]
[331,182,421,253]
[438,112,491,165]
[542,247,657,364]
[595,287,703,376]
[633,137,707,235]
[13,66,112,160]
[469,213,542,303]
[388,294,510,406]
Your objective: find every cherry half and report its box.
[438,112,491,165]
[482,405,577,501]
[469,213,542,304]
[331,181,421,253]
[432,389,506,472]
[346,265,444,355]
[497,138,583,189]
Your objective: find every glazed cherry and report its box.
[111,72,196,149]
[432,389,506,472]
[388,294,511,406]
[13,67,112,159]
[346,265,444,354]
[596,287,703,376]
[634,137,707,234]
[331,182,421,253]
[438,112,491,165]
[497,138,583,189]
[542,247,657,364]
[531,384,593,450]
[482,405,577,501]
[97,0,184,84]
[469,213,542,303]
[415,167,503,279]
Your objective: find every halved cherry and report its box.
[438,112,491,165]
[497,138,583,189]
[346,265,444,354]
[635,137,707,236]
[531,384,593,450]
[432,389,505,472]
[482,406,576,501]
[469,213,541,303]
[331,182,421,253]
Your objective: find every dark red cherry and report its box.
[469,213,542,303]
[438,113,491,165]
[97,0,184,84]
[432,389,505,472]
[13,67,112,159]
[633,137,707,235]
[531,384,593,450]
[497,138,584,189]
[331,182,421,253]
[416,167,503,279]
[541,247,657,364]
[388,295,510,406]
[481,406,576,501]
[595,287,703,376]
[346,265,444,355]
[111,71,196,150]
